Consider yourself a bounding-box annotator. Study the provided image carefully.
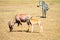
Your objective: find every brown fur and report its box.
[8,14,32,32]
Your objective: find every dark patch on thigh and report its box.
[16,19,22,26]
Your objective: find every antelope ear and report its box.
[30,16,33,19]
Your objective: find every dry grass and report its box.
[0,0,60,40]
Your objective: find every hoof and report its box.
[10,29,12,32]
[40,16,46,18]
[26,29,29,32]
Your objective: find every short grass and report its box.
[0,0,60,40]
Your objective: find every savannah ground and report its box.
[0,0,60,40]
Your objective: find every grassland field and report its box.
[0,0,60,40]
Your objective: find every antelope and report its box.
[30,17,43,32]
[8,14,32,32]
